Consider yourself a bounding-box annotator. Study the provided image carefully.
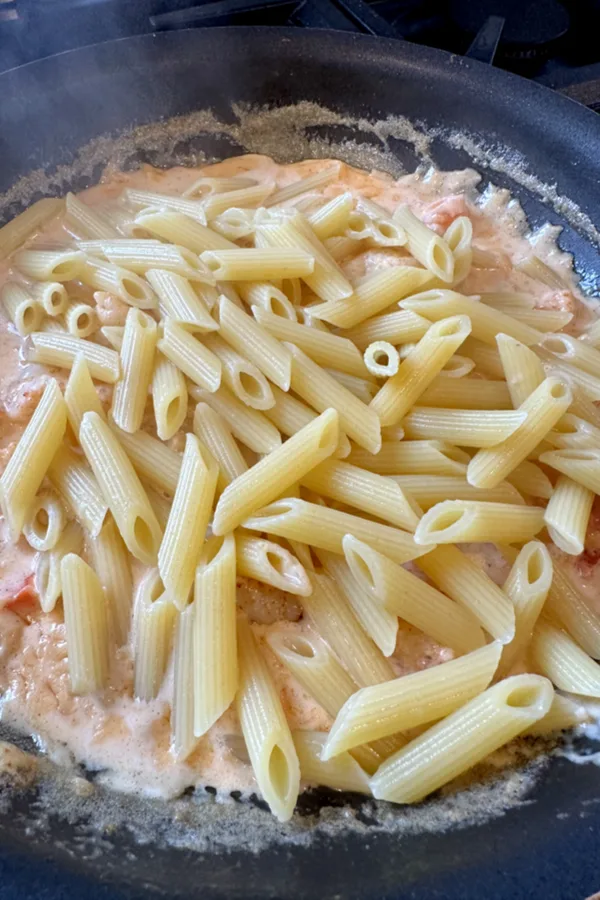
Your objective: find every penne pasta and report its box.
[79,257,157,309]
[498,541,552,676]
[30,281,69,317]
[419,377,512,409]
[124,188,208,223]
[35,520,83,613]
[135,209,236,252]
[80,411,162,565]
[307,192,354,240]
[203,184,274,219]
[146,269,218,334]
[243,497,428,565]
[151,352,188,441]
[238,282,297,321]
[190,384,282,455]
[111,308,157,433]
[468,376,572,489]
[158,317,222,392]
[14,249,84,283]
[546,413,600,450]
[343,308,430,351]
[158,434,218,609]
[26,331,120,383]
[505,459,553,500]
[61,553,110,695]
[266,165,340,207]
[496,333,545,407]
[370,316,472,426]
[544,558,600,659]
[48,444,108,536]
[392,204,454,282]
[531,619,600,697]
[194,534,238,736]
[363,341,400,378]
[0,283,43,335]
[64,353,105,437]
[184,175,258,198]
[202,333,275,411]
[540,332,600,379]
[370,674,553,803]
[293,730,370,794]
[346,440,469,476]
[403,407,526,447]
[80,239,215,284]
[89,514,133,647]
[201,248,314,281]
[544,475,594,556]
[417,544,516,644]
[172,604,199,762]
[343,535,485,655]
[236,615,300,822]
[323,641,501,759]
[391,475,522,510]
[192,402,247,491]
[538,447,600,494]
[0,380,67,540]
[111,424,182,496]
[63,300,99,339]
[0,197,64,259]
[414,500,545,545]
[133,569,176,701]
[526,694,590,736]
[236,533,311,597]
[65,191,118,240]
[23,490,65,552]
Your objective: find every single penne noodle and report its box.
[262,385,350,459]
[496,333,545,407]
[238,282,297,321]
[507,308,574,332]
[363,341,400,378]
[540,353,600,402]
[236,615,300,822]
[391,204,454,281]
[111,308,157,433]
[539,447,600,494]
[401,290,542,346]
[370,674,553,804]
[123,188,208,223]
[403,407,526,447]
[133,569,176,701]
[515,255,567,289]
[243,497,427,565]
[23,490,65,552]
[203,184,274,219]
[544,557,600,659]
[301,459,422,532]
[323,641,501,759]
[61,553,111,695]
[257,212,352,303]
[59,303,97,343]
[307,192,354,240]
[111,424,182,495]
[544,475,594,556]
[526,694,590,736]
[89,513,133,648]
[213,409,339,535]
[158,317,222,392]
[1,283,43,335]
[65,353,105,437]
[26,331,120,382]
[253,306,368,378]
[301,571,394,686]
[293,730,370,794]
[0,197,64,259]
[201,248,314,281]
[480,291,535,311]
[146,269,218,333]
[143,482,172,531]
[505,459,553,500]
[151,352,188,441]
[370,316,472,426]
[310,266,432,329]
[266,165,340,207]
[471,246,507,269]
[80,411,162,565]
[531,618,600,697]
[202,333,274,411]
[414,500,545,545]
[65,191,118,240]
[546,413,600,450]
[343,535,485,655]
[325,369,378,404]
[192,402,248,491]
[172,604,199,762]
[539,333,600,379]
[498,541,552,676]
[391,475,522,510]
[194,534,238,736]
[343,309,431,350]
[438,354,475,378]
[417,544,516,643]
[346,440,469,476]
[35,520,83,613]
[0,380,67,540]
[158,434,218,610]
[467,376,572,489]
[79,257,157,310]
[286,343,381,454]
[183,175,258,198]
[236,533,311,597]
[317,549,399,657]
[14,249,85,282]
[419,376,512,409]
[82,239,215,285]
[135,209,236,252]
[217,295,292,391]
[458,337,504,379]
[30,281,69,316]
[48,444,108,537]
[443,215,472,285]
[190,383,282,455]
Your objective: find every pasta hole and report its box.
[431,242,452,274]
[544,336,568,355]
[560,449,595,462]
[526,549,544,585]
[270,297,290,318]
[505,684,542,709]
[266,550,286,576]
[373,349,390,367]
[441,444,470,465]
[377,223,396,240]
[437,318,463,337]
[428,508,465,533]
[148,577,165,603]
[122,278,146,300]
[204,256,221,273]
[22,306,37,328]
[238,371,264,401]
[33,508,50,539]
[49,290,64,310]
[76,312,90,331]
[267,744,291,801]
[283,635,315,659]
[348,212,368,234]
[351,551,376,591]
[166,397,183,428]
[133,516,155,557]
[550,381,569,400]
[53,261,75,277]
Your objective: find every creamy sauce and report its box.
[0,154,598,811]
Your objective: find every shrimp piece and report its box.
[421,195,471,233]
[94,291,129,327]
[536,289,578,315]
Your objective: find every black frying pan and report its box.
[0,26,599,900]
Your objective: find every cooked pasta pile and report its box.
[1,159,600,821]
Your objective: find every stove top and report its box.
[2,0,600,111]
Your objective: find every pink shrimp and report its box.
[94,291,129,327]
[420,195,471,233]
